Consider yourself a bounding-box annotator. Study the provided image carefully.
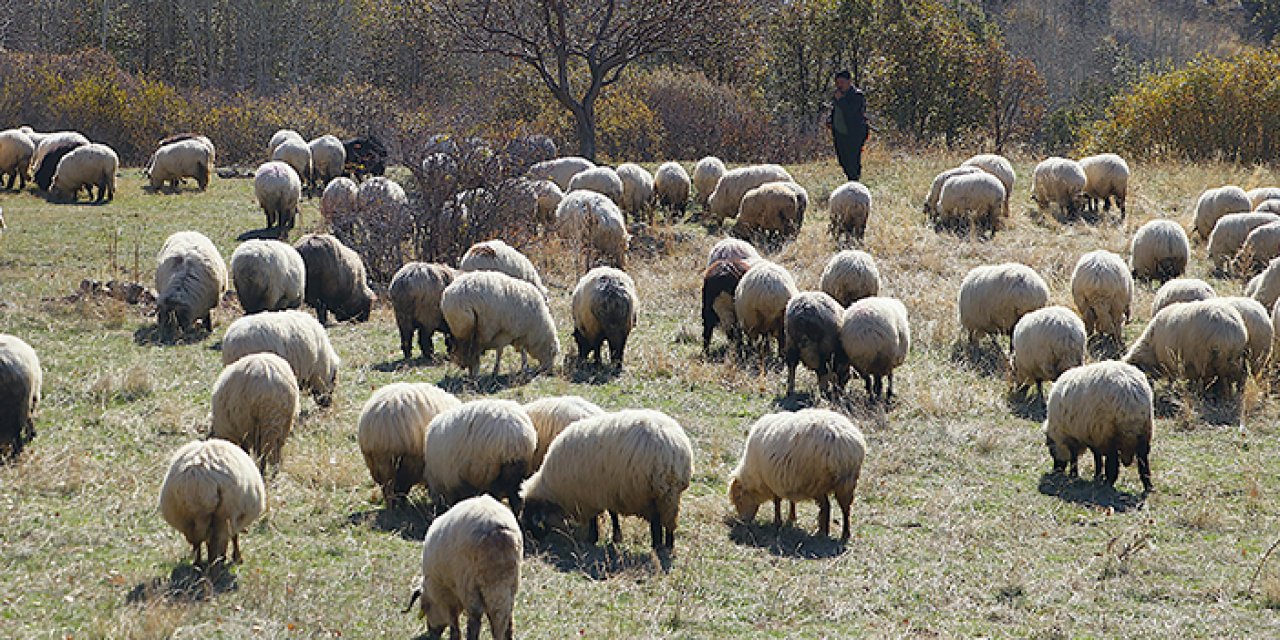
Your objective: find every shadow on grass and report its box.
[1152,386,1241,425]
[527,530,667,578]
[348,500,435,541]
[726,517,847,559]
[372,355,444,373]
[236,226,290,242]
[125,563,238,604]
[132,323,210,346]
[436,372,532,394]
[1037,473,1147,513]
[567,360,623,385]
[1087,334,1125,361]
[773,391,816,412]
[1006,386,1046,421]
[949,340,1008,378]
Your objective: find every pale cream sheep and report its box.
[1070,250,1132,342]
[653,161,691,212]
[1129,219,1189,281]
[1193,185,1252,240]
[819,250,879,307]
[156,231,229,335]
[838,296,910,401]
[567,166,625,206]
[734,260,799,359]
[1214,297,1272,376]
[958,263,1050,350]
[1238,220,1280,276]
[1124,299,1248,393]
[522,396,605,470]
[937,171,1006,235]
[358,382,461,505]
[706,164,794,222]
[1248,258,1280,310]
[615,162,654,216]
[307,134,345,190]
[158,439,267,568]
[229,239,305,314]
[1078,153,1130,218]
[221,310,341,406]
[1151,278,1216,317]
[0,128,35,190]
[146,137,214,192]
[210,353,300,471]
[440,271,559,377]
[0,334,41,459]
[1044,361,1153,492]
[271,137,312,185]
[527,156,595,191]
[51,143,118,202]
[555,190,630,270]
[706,238,761,267]
[422,399,537,512]
[828,181,872,243]
[1030,157,1087,217]
[254,161,302,231]
[960,153,1016,218]
[1206,212,1280,271]
[1010,306,1086,397]
[459,239,547,296]
[692,156,726,207]
[734,181,801,242]
[923,166,983,222]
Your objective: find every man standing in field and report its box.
[828,70,868,181]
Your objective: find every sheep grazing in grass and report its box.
[254,161,302,232]
[146,137,214,192]
[268,129,305,157]
[707,164,793,223]
[936,171,1006,236]
[271,137,312,186]
[1247,187,1280,210]
[570,267,637,366]
[1248,258,1280,310]
[1214,297,1272,377]
[555,190,630,270]
[522,396,605,470]
[1129,219,1190,281]
[1070,250,1132,345]
[51,143,118,202]
[958,263,1049,352]
[294,234,375,324]
[734,181,802,244]
[838,296,910,402]
[0,128,35,190]
[1009,306,1086,398]
[422,399,537,513]
[729,408,866,540]
[692,156,727,207]
[1151,278,1215,317]
[32,131,89,191]
[706,238,761,267]
[828,181,872,243]
[358,382,462,505]
[735,260,799,360]
[221,310,341,406]
[459,239,547,296]
[528,156,595,191]
[702,259,752,354]
[1031,157,1087,219]
[1044,360,1153,493]
[960,153,1016,218]
[820,250,879,307]
[0,334,41,460]
[567,166,625,206]
[653,161,691,213]
[158,439,267,569]
[440,271,559,377]
[1078,153,1130,218]
[1123,299,1248,395]
[307,135,346,191]
[1237,221,1280,277]
[615,162,654,218]
[230,239,305,314]
[210,353,300,471]
[155,231,229,335]
[923,166,983,223]
[1193,185,1252,241]
[1206,212,1280,272]
[783,292,844,396]
[389,262,458,361]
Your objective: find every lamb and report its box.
[31,131,89,191]
[271,138,312,186]
[1193,185,1252,240]
[0,128,35,190]
[1077,153,1130,218]
[1247,259,1280,310]
[51,143,118,202]
[1151,278,1216,316]
[17,126,48,147]
[958,263,1050,351]
[267,129,305,157]
[0,334,41,460]
[229,239,305,314]
[307,135,346,191]
[653,161,691,212]
[692,156,727,207]
[527,156,595,191]
[702,259,752,354]
[158,438,267,568]
[1043,360,1153,492]
[1123,299,1248,394]
[819,250,880,307]
[1030,157,1087,218]
[838,296,910,401]
[459,239,547,296]
[293,234,375,324]
[936,171,1006,236]
[210,353,300,471]
[923,166,983,223]
[406,495,522,640]
[734,181,801,243]
[570,266,638,366]
[1206,212,1280,271]
[522,396,605,470]
[146,137,214,192]
[728,408,866,540]
[520,409,693,550]
[320,176,358,223]
[1214,297,1272,376]
[828,181,872,243]
[1237,221,1280,276]
[357,176,408,209]
[734,260,799,359]
[155,231,229,335]
[254,161,302,231]
[388,262,458,361]
[615,162,654,217]
[1009,306,1086,397]
[528,179,563,226]
[1247,187,1280,210]
[422,399,537,512]
[440,271,560,377]
[1129,219,1190,281]
[960,153,1016,218]
[783,292,845,396]
[706,164,794,223]
[554,189,630,269]
[706,238,761,267]
[221,310,341,406]
[357,382,462,505]
[1070,250,1132,343]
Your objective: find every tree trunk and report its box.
[572,102,597,162]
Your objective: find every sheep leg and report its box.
[399,324,416,360]
[465,610,482,640]
[836,489,854,541]
[232,533,242,564]
[1103,448,1120,487]
[648,507,665,550]
[315,303,329,326]
[886,373,895,401]
[492,347,504,377]
[586,514,600,544]
[816,494,831,538]
[785,363,797,396]
[1137,438,1152,493]
[772,499,783,527]
[485,601,514,640]
[610,335,627,366]
[611,511,623,544]
[419,327,436,360]
[1091,448,1104,482]
[787,501,796,525]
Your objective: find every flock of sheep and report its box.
[5,122,1280,637]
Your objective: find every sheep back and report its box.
[254,161,302,229]
[230,239,305,314]
[567,167,625,205]
[707,164,794,222]
[156,231,229,333]
[523,396,606,469]
[706,238,761,267]
[210,352,300,468]
[52,143,118,202]
[839,296,911,379]
[528,156,595,191]
[158,438,266,565]
[615,163,654,214]
[1030,157,1087,215]
[734,260,799,342]
[1044,360,1153,490]
[958,263,1049,342]
[221,310,341,405]
[1129,219,1190,281]
[1123,299,1248,390]
[653,162,691,210]
[1151,278,1216,317]
[1193,185,1252,240]
[389,262,458,360]
[459,239,547,295]
[294,233,375,323]
[422,399,537,509]
[440,271,559,375]
[819,250,879,306]
[147,138,213,191]
[1207,212,1280,269]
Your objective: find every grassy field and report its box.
[5,150,1280,638]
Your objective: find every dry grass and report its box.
[4,154,1280,637]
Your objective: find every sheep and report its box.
[527,156,595,191]
[734,260,799,359]
[293,234,375,324]
[1077,153,1130,218]
[783,292,844,397]
[210,353,300,471]
[958,263,1050,351]
[702,259,752,354]
[566,166,625,206]
[828,181,872,243]
[440,271,559,377]
[653,161,691,213]
[158,439,267,568]
[707,164,794,223]
[936,171,1006,236]
[1247,187,1280,210]
[570,266,638,366]
[357,176,408,210]
[615,162,654,217]
[146,137,214,192]
[155,231,229,335]
[692,156,727,207]
[728,408,866,540]
[0,128,35,190]
[320,176,358,223]
[271,138,312,186]
[776,181,809,226]
[520,409,693,550]
[51,143,118,202]
[1248,259,1280,310]
[838,296,910,401]
[554,189,630,269]
[1206,212,1280,271]
[1030,157,1087,218]
[422,399,537,512]
[254,161,302,231]
[820,250,880,307]
[1151,278,1216,317]
[522,396,605,470]
[31,131,89,191]
[706,238,761,267]
[358,382,462,505]
[1239,221,1280,277]
[1193,185,1252,240]
[229,240,305,314]
[960,153,1016,218]
[1070,250,1132,344]
[1009,306,1086,397]
[1129,219,1190,281]
[406,495,522,640]
[459,239,547,296]
[221,310,341,406]
[1214,297,1272,376]
[1043,361,1153,492]
[733,182,801,243]
[923,166,984,222]
[389,262,458,361]
[17,126,48,148]
[0,334,41,460]
[1123,299,1248,394]
[267,129,305,157]
[307,135,346,191]
[1257,199,1280,214]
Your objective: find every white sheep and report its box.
[17,126,48,148]
[146,137,214,192]
[1070,250,1132,343]
[357,176,409,209]
[1247,187,1280,210]
[522,396,605,470]
[158,438,267,568]
[307,135,346,190]
[819,250,879,307]
[210,353,300,471]
[407,495,522,640]
[839,296,910,401]
[653,161,691,212]
[459,239,547,296]
[1077,153,1130,218]
[440,271,560,377]
[221,310,341,406]
[230,239,305,314]
[706,238,761,267]
[1151,278,1216,317]
[388,262,458,361]
[1128,219,1189,281]
[923,166,983,222]
[31,131,89,191]
[960,153,1016,218]
[1206,212,1280,271]
[0,334,41,459]
[51,143,118,202]
[526,178,563,226]
[422,399,537,512]
[958,263,1050,350]
[0,128,35,190]
[520,409,693,550]
[734,181,801,242]
[267,129,305,157]
[271,138,312,186]
[527,156,595,191]
[783,291,845,396]
[728,408,866,540]
[1044,360,1153,492]
[937,171,1006,235]
[1215,297,1272,376]
[828,181,872,243]
[1030,157,1087,218]
[1258,200,1280,214]
[567,166,625,206]
[734,260,799,359]
[1009,306,1086,397]
[294,233,376,324]
[358,382,462,505]
[571,266,638,366]
[615,162,654,216]
[706,164,794,222]
[692,156,727,207]
[554,189,630,270]
[702,258,753,353]
[1193,185,1252,240]
[1123,299,1248,393]
[156,231,229,335]
[1237,221,1280,276]
[776,180,809,225]
[254,161,302,231]
[1248,259,1280,310]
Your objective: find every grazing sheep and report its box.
[271,138,312,186]
[936,171,1006,236]
[407,495,522,640]
[923,166,983,222]
[828,181,872,243]
[571,267,637,366]
[1206,212,1280,271]
[155,231,229,335]
[566,167,625,206]
[440,271,559,377]
[0,334,41,460]
[1214,297,1272,376]
[1044,361,1153,492]
[221,310,341,406]
[960,153,1016,218]
[653,161,691,212]
[615,163,654,216]
[521,409,693,550]
[1129,219,1190,281]
[1078,153,1130,218]
[17,126,48,147]
[706,238,761,267]
[702,259,752,354]
[51,143,118,202]
[158,439,267,568]
[838,296,910,401]
[357,176,409,210]
[1238,221,1280,277]
[307,135,346,191]
[1031,157,1087,218]
[522,396,605,470]
[210,353,300,471]
[527,156,595,191]
[958,263,1050,350]
[230,240,305,314]
[268,129,305,157]
[294,234,375,324]
[707,164,794,223]
[1193,185,1252,240]
[1070,250,1133,343]
[1258,200,1280,214]
[146,137,214,192]
[1248,258,1280,310]
[389,262,458,361]
[1010,306,1086,397]
[735,260,799,359]
[32,131,89,191]
[422,399,537,512]
[1247,187,1280,210]
[554,190,630,269]
[0,128,35,190]
[729,409,866,540]
[776,181,809,226]
[783,292,844,396]
[459,240,547,296]
[320,176,358,223]
[692,156,727,207]
[358,382,462,505]
[734,182,801,243]
[1151,278,1216,316]
[254,161,302,231]
[1123,299,1248,393]
[819,250,879,307]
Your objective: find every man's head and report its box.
[834,70,852,92]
